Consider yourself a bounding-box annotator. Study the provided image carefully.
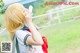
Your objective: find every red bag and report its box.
[27,29,48,53]
[42,36,48,53]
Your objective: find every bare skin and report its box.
[24,8,43,45]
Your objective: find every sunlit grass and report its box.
[40,19,80,53]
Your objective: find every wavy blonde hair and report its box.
[5,3,26,40]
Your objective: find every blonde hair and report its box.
[5,3,26,40]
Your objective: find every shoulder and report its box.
[16,30,30,34]
[15,30,31,37]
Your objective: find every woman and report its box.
[5,3,44,53]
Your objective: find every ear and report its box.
[29,5,33,13]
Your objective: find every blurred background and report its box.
[0,0,80,53]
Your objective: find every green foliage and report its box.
[60,7,80,22]
[0,9,6,14]
[33,0,63,16]
[0,14,4,27]
[0,0,4,7]
[0,0,5,14]
[0,0,2,2]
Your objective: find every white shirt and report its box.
[15,30,44,53]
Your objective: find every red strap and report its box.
[27,29,31,32]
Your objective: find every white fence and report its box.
[33,5,80,24]
[0,5,80,34]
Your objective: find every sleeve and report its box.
[15,30,31,45]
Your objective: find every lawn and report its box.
[40,19,80,53]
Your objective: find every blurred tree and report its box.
[0,0,4,7]
[0,0,2,2]
[0,0,5,14]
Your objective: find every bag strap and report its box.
[12,35,16,53]
[12,35,20,53]
[16,38,20,53]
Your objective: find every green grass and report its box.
[0,30,10,53]
[40,19,80,53]
[0,30,10,42]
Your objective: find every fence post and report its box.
[56,6,61,23]
[47,10,53,25]
[61,5,65,15]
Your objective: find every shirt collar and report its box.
[22,25,29,30]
